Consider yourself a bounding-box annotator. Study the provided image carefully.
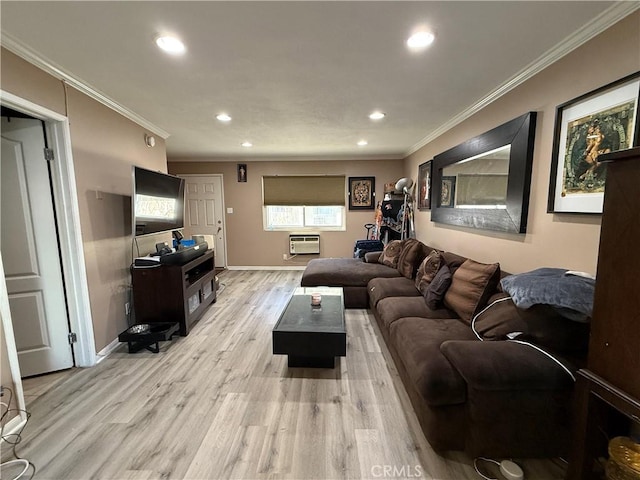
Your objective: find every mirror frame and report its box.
[431,111,537,234]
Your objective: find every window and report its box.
[262,175,346,231]
[264,205,345,230]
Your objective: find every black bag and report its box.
[353,240,384,258]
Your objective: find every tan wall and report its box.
[1,48,169,351]
[66,88,168,350]
[405,12,640,275]
[168,160,402,266]
[0,49,66,115]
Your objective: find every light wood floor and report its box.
[10,270,566,480]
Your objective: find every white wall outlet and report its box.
[282,253,288,260]
[125,302,130,316]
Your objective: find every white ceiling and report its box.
[1,1,634,160]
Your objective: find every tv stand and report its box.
[132,250,216,336]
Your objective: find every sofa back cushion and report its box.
[378,240,403,268]
[472,292,590,355]
[397,239,430,279]
[472,292,527,340]
[440,251,468,274]
[415,249,442,294]
[444,259,501,323]
[516,304,591,354]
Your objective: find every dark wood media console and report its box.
[132,250,216,336]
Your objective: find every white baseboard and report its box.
[226,266,307,271]
[95,337,121,363]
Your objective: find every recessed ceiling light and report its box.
[241,141,253,148]
[369,111,386,120]
[407,31,435,50]
[155,35,186,55]
[216,113,232,122]
[357,140,368,147]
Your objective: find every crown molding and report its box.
[168,153,404,162]
[1,33,170,139]
[406,2,640,157]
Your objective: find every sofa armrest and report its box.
[440,339,575,458]
[440,340,575,391]
[364,251,382,263]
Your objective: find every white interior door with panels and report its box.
[1,116,74,376]
[1,90,95,371]
[181,175,227,268]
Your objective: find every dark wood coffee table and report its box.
[272,287,346,368]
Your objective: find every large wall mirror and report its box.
[431,112,537,234]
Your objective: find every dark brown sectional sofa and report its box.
[301,239,589,458]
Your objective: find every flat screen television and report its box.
[133,166,185,236]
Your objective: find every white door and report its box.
[1,117,73,377]
[181,175,226,268]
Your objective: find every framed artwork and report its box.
[548,72,640,214]
[440,176,456,208]
[417,161,432,210]
[237,163,247,182]
[348,176,375,210]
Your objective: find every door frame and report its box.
[179,174,228,268]
[0,256,27,435]
[1,89,96,368]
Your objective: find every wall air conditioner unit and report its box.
[289,234,320,255]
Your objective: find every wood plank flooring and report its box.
[9,270,567,479]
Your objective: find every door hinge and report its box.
[68,332,77,344]
[44,148,54,162]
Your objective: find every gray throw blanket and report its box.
[500,267,595,322]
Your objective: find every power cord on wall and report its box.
[1,387,36,480]
[132,237,140,264]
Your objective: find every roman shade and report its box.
[263,176,345,206]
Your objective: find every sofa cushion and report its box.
[440,340,576,392]
[378,240,403,268]
[397,239,430,279]
[516,304,591,354]
[500,268,595,322]
[471,293,527,340]
[368,277,419,308]
[425,264,452,309]
[376,295,457,332]
[471,292,590,354]
[441,251,468,274]
[301,258,401,288]
[364,251,382,263]
[444,259,500,324]
[390,317,476,406]
[415,249,442,294]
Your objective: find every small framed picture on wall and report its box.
[237,164,247,182]
[440,176,456,208]
[417,160,432,210]
[348,176,375,210]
